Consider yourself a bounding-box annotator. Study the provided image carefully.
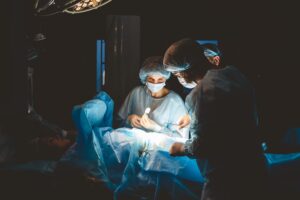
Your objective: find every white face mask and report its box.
[146,82,166,93]
[177,77,197,89]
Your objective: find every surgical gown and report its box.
[185,83,201,138]
[183,66,268,200]
[118,86,189,138]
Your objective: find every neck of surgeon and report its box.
[149,87,168,98]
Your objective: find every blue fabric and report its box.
[118,86,189,138]
[203,49,218,57]
[62,91,300,199]
[265,152,300,165]
[72,100,106,149]
[93,91,114,127]
[139,60,171,84]
[60,91,203,199]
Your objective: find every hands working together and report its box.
[128,113,191,156]
[127,113,162,132]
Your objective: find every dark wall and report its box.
[139,1,300,132]
[33,13,106,129]
[1,1,27,124]
[3,0,300,137]
[104,15,141,113]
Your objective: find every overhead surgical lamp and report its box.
[34,0,112,16]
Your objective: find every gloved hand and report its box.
[140,114,162,132]
[169,142,185,156]
[177,114,191,129]
[127,114,142,128]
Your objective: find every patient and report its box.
[117,56,189,138]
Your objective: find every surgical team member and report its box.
[117,56,189,138]
[177,43,223,130]
[177,43,222,91]
[164,38,268,200]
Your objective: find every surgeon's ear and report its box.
[212,56,220,66]
[213,56,220,66]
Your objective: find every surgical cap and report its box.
[204,49,219,57]
[202,43,222,58]
[163,38,205,73]
[139,56,171,84]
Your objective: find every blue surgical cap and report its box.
[202,43,222,58]
[139,56,171,84]
[204,49,219,57]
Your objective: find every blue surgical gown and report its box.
[118,86,189,138]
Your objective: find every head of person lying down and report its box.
[117,56,189,138]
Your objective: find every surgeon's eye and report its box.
[147,77,155,83]
[157,78,165,83]
[147,76,166,84]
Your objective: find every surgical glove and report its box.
[177,114,191,129]
[127,114,142,128]
[140,114,162,132]
[169,142,185,156]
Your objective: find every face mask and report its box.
[146,82,166,93]
[177,77,197,89]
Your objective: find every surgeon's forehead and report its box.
[147,74,165,79]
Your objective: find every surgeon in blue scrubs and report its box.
[117,56,189,138]
[165,38,268,200]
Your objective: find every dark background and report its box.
[1,0,300,141]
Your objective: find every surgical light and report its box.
[34,0,112,16]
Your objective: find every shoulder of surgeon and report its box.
[201,65,252,94]
[166,90,185,104]
[127,85,147,96]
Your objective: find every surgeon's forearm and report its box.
[184,139,194,156]
[183,137,203,157]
